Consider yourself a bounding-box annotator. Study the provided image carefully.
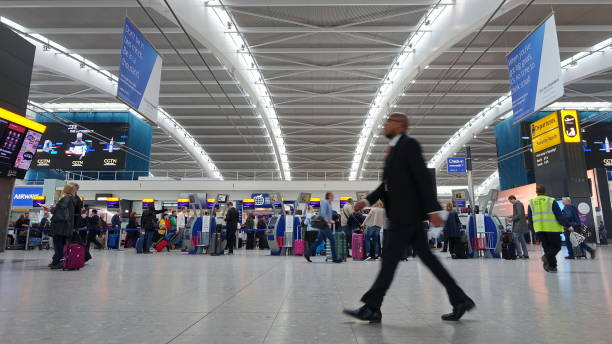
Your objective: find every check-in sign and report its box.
[447,158,467,173]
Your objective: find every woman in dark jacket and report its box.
[256,216,269,249]
[244,213,255,249]
[442,203,463,258]
[125,212,140,248]
[48,184,76,269]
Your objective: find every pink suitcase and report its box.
[63,243,85,270]
[293,239,305,255]
[352,233,365,260]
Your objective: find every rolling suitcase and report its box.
[135,236,144,254]
[209,232,223,256]
[326,231,347,262]
[63,243,85,270]
[293,239,305,255]
[107,233,119,249]
[573,244,587,259]
[501,242,517,260]
[352,233,365,260]
[155,239,169,252]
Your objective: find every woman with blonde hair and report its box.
[48,184,77,269]
[363,201,385,260]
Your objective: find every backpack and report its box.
[51,196,72,223]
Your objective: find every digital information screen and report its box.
[243,199,254,209]
[107,197,120,209]
[309,198,321,209]
[142,198,154,210]
[582,122,612,169]
[34,122,128,170]
[0,107,46,178]
[177,199,190,208]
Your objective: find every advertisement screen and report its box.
[34,123,128,170]
[0,108,46,178]
[582,122,612,169]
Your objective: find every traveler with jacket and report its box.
[442,203,463,258]
[141,206,165,253]
[244,213,255,250]
[363,201,385,260]
[48,184,76,269]
[225,202,239,254]
[303,206,319,251]
[340,199,360,257]
[508,196,529,259]
[304,192,341,263]
[562,197,595,259]
[256,216,268,249]
[126,212,139,248]
[344,113,473,323]
[528,185,571,272]
[85,209,102,260]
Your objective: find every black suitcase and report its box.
[246,232,255,249]
[454,241,469,259]
[502,242,517,260]
[208,233,223,256]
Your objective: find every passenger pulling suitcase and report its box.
[63,243,85,270]
[352,233,365,260]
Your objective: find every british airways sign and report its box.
[12,186,44,207]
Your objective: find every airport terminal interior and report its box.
[1,0,612,343]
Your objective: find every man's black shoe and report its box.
[441,298,475,321]
[304,255,312,263]
[343,305,382,323]
[542,255,551,271]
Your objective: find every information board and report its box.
[507,15,563,123]
[117,17,162,122]
[447,157,467,173]
[0,107,46,178]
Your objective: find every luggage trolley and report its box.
[468,215,500,258]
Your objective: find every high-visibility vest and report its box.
[529,195,563,233]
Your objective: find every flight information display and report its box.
[0,107,46,178]
[34,123,128,170]
[582,122,612,169]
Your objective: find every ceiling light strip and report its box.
[348,2,448,181]
[428,36,612,170]
[0,16,223,180]
[208,0,291,180]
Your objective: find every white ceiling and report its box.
[2,0,612,184]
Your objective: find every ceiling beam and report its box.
[236,25,612,33]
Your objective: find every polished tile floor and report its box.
[1,244,611,344]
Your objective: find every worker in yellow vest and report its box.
[528,184,571,273]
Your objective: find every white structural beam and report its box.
[429,37,612,170]
[236,25,612,34]
[349,0,506,180]
[151,0,291,180]
[0,16,223,180]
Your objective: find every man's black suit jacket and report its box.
[366,134,441,226]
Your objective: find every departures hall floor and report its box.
[1,246,611,344]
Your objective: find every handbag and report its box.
[569,231,585,247]
[310,215,328,230]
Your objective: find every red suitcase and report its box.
[352,233,365,260]
[155,239,169,252]
[293,239,305,255]
[63,243,85,270]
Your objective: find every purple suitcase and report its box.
[63,243,85,270]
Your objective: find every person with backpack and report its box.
[48,184,77,269]
[141,205,165,254]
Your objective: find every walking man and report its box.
[304,192,342,263]
[343,112,474,323]
[528,185,570,272]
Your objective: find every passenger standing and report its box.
[304,206,319,251]
[442,203,462,259]
[176,207,189,248]
[141,205,165,254]
[39,212,50,229]
[363,201,385,260]
[599,221,608,245]
[561,197,596,259]
[256,216,268,249]
[244,213,255,249]
[508,196,529,259]
[304,192,341,263]
[343,113,473,323]
[126,212,139,248]
[340,199,359,257]
[14,213,30,244]
[48,184,76,269]
[528,184,571,273]
[225,202,239,254]
[85,209,102,261]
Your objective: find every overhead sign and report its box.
[117,17,162,123]
[142,198,154,210]
[507,14,563,123]
[107,197,120,209]
[32,196,46,207]
[177,198,190,208]
[560,110,581,143]
[447,157,467,173]
[531,112,561,153]
[11,186,43,207]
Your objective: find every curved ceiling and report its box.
[2,0,612,184]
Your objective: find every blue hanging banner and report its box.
[117,17,162,123]
[447,157,467,173]
[507,14,563,124]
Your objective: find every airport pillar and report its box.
[0,178,17,252]
[530,110,596,242]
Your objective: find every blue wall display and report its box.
[251,193,272,208]
[11,186,43,207]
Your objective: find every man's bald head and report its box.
[384,112,409,138]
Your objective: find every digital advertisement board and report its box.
[0,107,46,178]
[582,122,612,169]
[34,122,128,170]
[11,186,43,207]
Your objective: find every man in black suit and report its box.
[343,113,474,323]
